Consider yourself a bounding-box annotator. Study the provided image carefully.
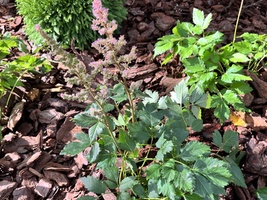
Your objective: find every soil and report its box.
[1,0,267,199]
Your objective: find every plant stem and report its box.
[233,0,244,43]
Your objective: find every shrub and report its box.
[37,1,247,199]
[15,0,127,49]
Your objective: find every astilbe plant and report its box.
[37,1,247,199]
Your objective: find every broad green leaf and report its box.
[256,187,267,200]
[231,81,252,94]
[60,133,91,156]
[118,129,136,151]
[230,53,249,63]
[180,141,210,161]
[233,41,252,54]
[182,57,205,73]
[158,96,168,109]
[81,176,107,194]
[119,176,137,191]
[73,111,99,127]
[88,121,105,142]
[192,8,205,27]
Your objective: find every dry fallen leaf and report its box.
[245,113,267,131]
[7,102,24,130]
[229,111,247,127]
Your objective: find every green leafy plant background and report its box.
[15,0,127,49]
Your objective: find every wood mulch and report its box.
[0,0,267,199]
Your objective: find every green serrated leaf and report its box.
[154,39,173,58]
[221,130,238,153]
[88,121,105,142]
[175,166,195,193]
[81,176,107,194]
[213,130,223,148]
[170,78,189,105]
[118,129,136,151]
[146,163,161,179]
[180,141,210,161]
[193,8,205,27]
[191,119,203,132]
[103,166,119,189]
[230,53,250,63]
[133,184,146,198]
[143,90,159,105]
[119,176,137,191]
[73,111,99,127]
[156,134,174,161]
[194,157,231,187]
[211,94,230,122]
[60,133,91,156]
[86,142,100,163]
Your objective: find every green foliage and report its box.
[15,0,127,49]
[61,81,246,199]
[0,34,51,98]
[256,187,267,200]
[153,8,267,122]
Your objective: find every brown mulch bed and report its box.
[1,0,267,199]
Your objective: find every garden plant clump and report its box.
[33,0,257,199]
[15,0,127,49]
[0,34,51,140]
[154,8,267,122]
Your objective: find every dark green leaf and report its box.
[86,142,100,163]
[180,141,210,161]
[119,176,137,191]
[74,111,99,127]
[213,130,223,148]
[156,134,174,161]
[88,121,105,142]
[146,163,161,179]
[118,129,136,151]
[81,176,107,194]
[148,179,159,198]
[60,133,91,156]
